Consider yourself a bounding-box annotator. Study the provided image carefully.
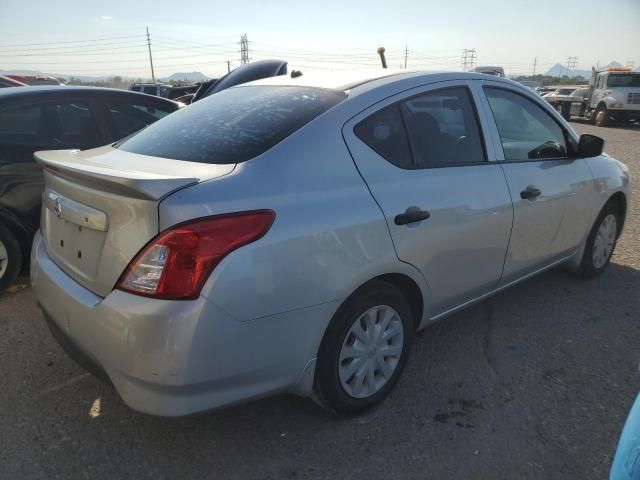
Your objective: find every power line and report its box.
[0,46,149,57]
[0,40,150,54]
[0,34,147,48]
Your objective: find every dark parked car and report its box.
[5,75,62,86]
[128,83,201,100]
[0,76,27,88]
[190,59,288,104]
[0,86,181,291]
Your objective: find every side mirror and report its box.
[577,134,604,157]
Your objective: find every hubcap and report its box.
[338,305,404,399]
[0,240,7,280]
[592,213,617,269]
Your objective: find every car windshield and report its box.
[117,85,347,164]
[606,74,640,88]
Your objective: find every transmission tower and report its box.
[239,34,250,65]
[462,49,476,71]
[566,56,578,73]
[627,61,636,69]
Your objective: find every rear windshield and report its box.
[117,85,347,164]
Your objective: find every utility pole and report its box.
[146,26,156,83]
[404,45,408,69]
[239,34,250,65]
[462,48,476,71]
[532,57,537,78]
[226,60,231,73]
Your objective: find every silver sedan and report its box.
[31,71,629,416]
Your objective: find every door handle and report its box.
[520,185,542,200]
[394,207,431,225]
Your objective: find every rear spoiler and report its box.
[34,149,204,201]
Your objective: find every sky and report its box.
[0,0,638,79]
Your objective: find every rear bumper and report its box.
[31,231,335,416]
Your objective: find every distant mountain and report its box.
[1,68,211,83]
[543,61,631,79]
[544,63,591,78]
[161,71,209,82]
[0,69,140,82]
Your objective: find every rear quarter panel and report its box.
[159,112,429,323]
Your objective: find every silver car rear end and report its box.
[31,82,419,415]
[35,146,234,296]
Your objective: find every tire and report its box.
[314,280,414,414]
[0,223,22,293]
[594,105,610,127]
[579,202,621,278]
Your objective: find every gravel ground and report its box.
[0,122,638,480]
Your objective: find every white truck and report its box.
[472,66,505,77]
[550,67,640,126]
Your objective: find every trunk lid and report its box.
[35,146,235,297]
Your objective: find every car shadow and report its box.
[9,261,640,478]
[570,118,640,130]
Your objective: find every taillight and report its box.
[116,210,275,300]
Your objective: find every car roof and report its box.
[242,69,518,94]
[244,69,410,90]
[0,85,179,103]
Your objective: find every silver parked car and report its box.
[31,71,629,416]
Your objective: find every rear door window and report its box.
[400,87,485,167]
[354,104,412,169]
[142,86,158,95]
[118,86,346,164]
[0,100,99,151]
[354,86,485,169]
[0,104,40,147]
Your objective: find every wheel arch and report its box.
[606,191,627,237]
[331,272,426,334]
[0,209,33,266]
[374,273,424,331]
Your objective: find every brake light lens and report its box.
[116,210,275,300]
